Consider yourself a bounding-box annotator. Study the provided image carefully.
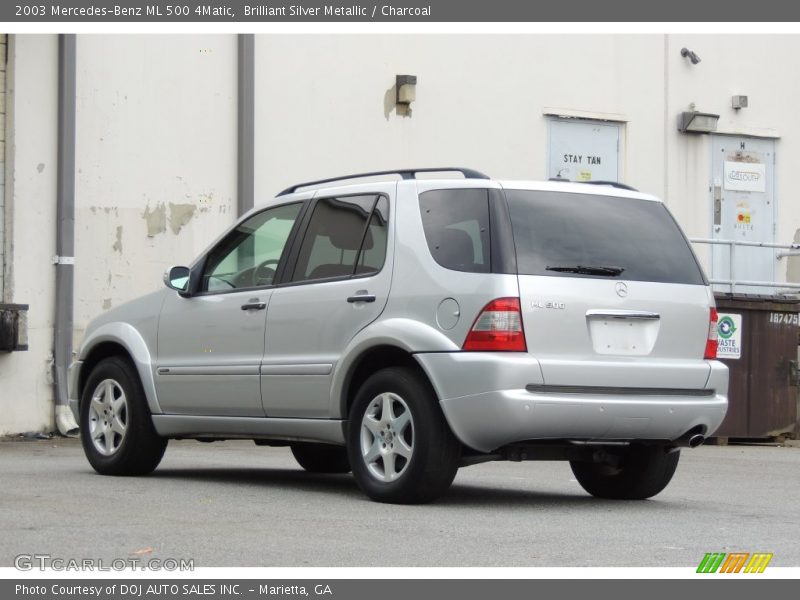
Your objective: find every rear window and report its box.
[504,190,706,285]
[419,189,491,273]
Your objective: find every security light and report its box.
[678,111,719,133]
[680,47,701,65]
[396,74,417,106]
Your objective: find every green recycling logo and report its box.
[718,315,737,340]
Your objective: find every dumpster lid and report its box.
[714,292,800,311]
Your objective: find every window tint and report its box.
[292,195,386,282]
[505,190,705,285]
[355,197,389,276]
[418,189,491,273]
[201,202,302,292]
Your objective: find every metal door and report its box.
[155,201,304,416]
[711,136,776,293]
[156,289,272,416]
[548,118,622,182]
[261,186,394,419]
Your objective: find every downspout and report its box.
[663,34,670,205]
[237,34,255,217]
[54,34,78,436]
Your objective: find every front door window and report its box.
[201,202,302,292]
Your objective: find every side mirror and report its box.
[164,266,192,296]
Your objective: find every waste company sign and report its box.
[717,313,742,359]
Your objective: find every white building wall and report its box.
[4,33,800,434]
[0,35,59,434]
[74,35,238,344]
[253,35,667,199]
[664,35,800,280]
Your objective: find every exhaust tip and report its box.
[688,434,705,448]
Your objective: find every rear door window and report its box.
[291,195,387,282]
[418,189,491,273]
[504,190,706,285]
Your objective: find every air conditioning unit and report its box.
[0,304,29,352]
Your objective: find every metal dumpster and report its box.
[713,293,799,439]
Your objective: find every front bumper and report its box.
[416,352,728,453]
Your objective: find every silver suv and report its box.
[70,168,728,504]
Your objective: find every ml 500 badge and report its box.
[531,301,566,310]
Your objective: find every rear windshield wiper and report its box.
[545,265,625,276]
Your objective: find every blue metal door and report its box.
[711,136,776,294]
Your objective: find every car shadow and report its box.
[440,482,659,509]
[147,467,674,509]
[151,467,363,498]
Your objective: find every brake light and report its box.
[704,307,718,359]
[463,297,527,352]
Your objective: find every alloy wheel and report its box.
[87,379,128,456]
[359,392,415,482]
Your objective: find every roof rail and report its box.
[548,177,639,192]
[580,180,639,192]
[277,167,490,196]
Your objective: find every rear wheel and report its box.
[290,443,351,473]
[570,444,680,500]
[79,356,167,476]
[347,366,461,504]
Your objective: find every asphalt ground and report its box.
[1,438,798,567]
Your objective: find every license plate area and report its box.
[587,315,660,356]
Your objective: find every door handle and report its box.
[241,301,267,311]
[347,293,376,303]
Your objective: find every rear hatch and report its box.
[504,187,713,390]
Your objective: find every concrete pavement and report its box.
[1,438,798,567]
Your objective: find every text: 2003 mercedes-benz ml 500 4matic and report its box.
[70,168,727,504]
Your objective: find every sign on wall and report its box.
[548,118,622,182]
[724,161,766,193]
[717,312,742,359]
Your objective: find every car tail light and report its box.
[704,307,718,359]
[463,297,527,352]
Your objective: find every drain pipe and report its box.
[237,34,255,217]
[54,34,78,437]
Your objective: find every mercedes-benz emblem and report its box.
[615,282,629,298]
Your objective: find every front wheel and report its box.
[347,367,461,504]
[570,444,680,500]
[79,357,167,476]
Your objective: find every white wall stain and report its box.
[141,201,167,237]
[168,202,197,235]
[112,225,123,253]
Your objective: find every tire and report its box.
[291,443,351,473]
[347,366,461,504]
[570,444,680,500]
[79,356,167,476]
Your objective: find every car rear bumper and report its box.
[415,352,728,453]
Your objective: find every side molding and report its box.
[152,415,346,444]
